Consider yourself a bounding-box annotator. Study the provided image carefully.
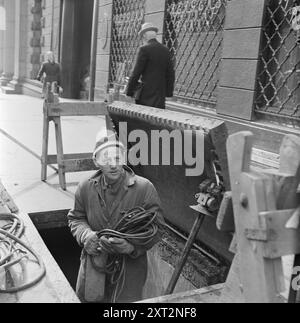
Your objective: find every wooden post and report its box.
[53,117,66,191]
[219,131,300,303]
[41,102,50,181]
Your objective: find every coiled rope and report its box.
[94,206,159,303]
[0,213,46,293]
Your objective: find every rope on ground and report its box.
[93,206,159,303]
[0,212,46,293]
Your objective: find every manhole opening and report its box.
[29,210,80,291]
[29,210,229,300]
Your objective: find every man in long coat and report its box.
[36,51,62,98]
[126,22,175,109]
[67,129,164,303]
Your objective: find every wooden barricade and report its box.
[217,131,300,303]
[41,98,114,190]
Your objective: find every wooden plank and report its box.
[219,255,245,303]
[53,117,66,190]
[238,171,284,302]
[64,158,97,173]
[41,105,50,181]
[46,101,108,117]
[220,59,259,91]
[220,131,253,302]
[216,191,234,232]
[259,209,300,258]
[278,134,300,303]
[222,28,262,59]
[224,0,266,30]
[46,153,93,165]
[226,132,283,302]
[217,87,254,120]
[279,135,300,176]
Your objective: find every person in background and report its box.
[126,22,175,109]
[36,51,62,98]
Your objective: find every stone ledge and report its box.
[0,211,79,303]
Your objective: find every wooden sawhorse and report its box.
[41,100,113,190]
[217,131,300,303]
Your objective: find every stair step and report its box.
[22,80,43,98]
[1,86,18,94]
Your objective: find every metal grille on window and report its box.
[256,0,300,125]
[109,0,145,88]
[164,0,227,108]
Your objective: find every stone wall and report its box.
[95,0,113,100]
[40,0,60,61]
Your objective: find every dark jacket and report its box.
[126,39,175,109]
[67,166,164,303]
[37,61,61,85]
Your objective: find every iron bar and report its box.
[164,0,227,107]
[109,0,145,87]
[164,213,206,295]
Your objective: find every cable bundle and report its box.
[0,213,46,293]
[94,206,159,302]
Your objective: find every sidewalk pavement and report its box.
[0,92,105,213]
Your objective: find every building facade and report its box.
[1,0,299,154]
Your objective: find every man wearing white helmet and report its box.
[126,22,175,109]
[68,129,164,303]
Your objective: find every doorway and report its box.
[60,0,94,99]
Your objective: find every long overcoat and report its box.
[37,61,61,85]
[126,39,175,109]
[67,166,164,303]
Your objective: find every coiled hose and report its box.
[0,213,46,293]
[94,206,159,302]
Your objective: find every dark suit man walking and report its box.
[126,23,175,109]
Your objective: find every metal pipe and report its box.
[164,213,206,295]
[163,222,220,265]
[89,0,99,102]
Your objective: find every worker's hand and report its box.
[108,237,134,255]
[84,232,100,256]
[98,235,116,254]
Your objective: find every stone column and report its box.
[8,0,28,93]
[60,0,80,98]
[94,0,113,101]
[216,0,267,120]
[144,0,166,43]
[0,0,15,86]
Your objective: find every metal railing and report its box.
[164,0,227,108]
[109,0,145,88]
[256,0,300,125]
